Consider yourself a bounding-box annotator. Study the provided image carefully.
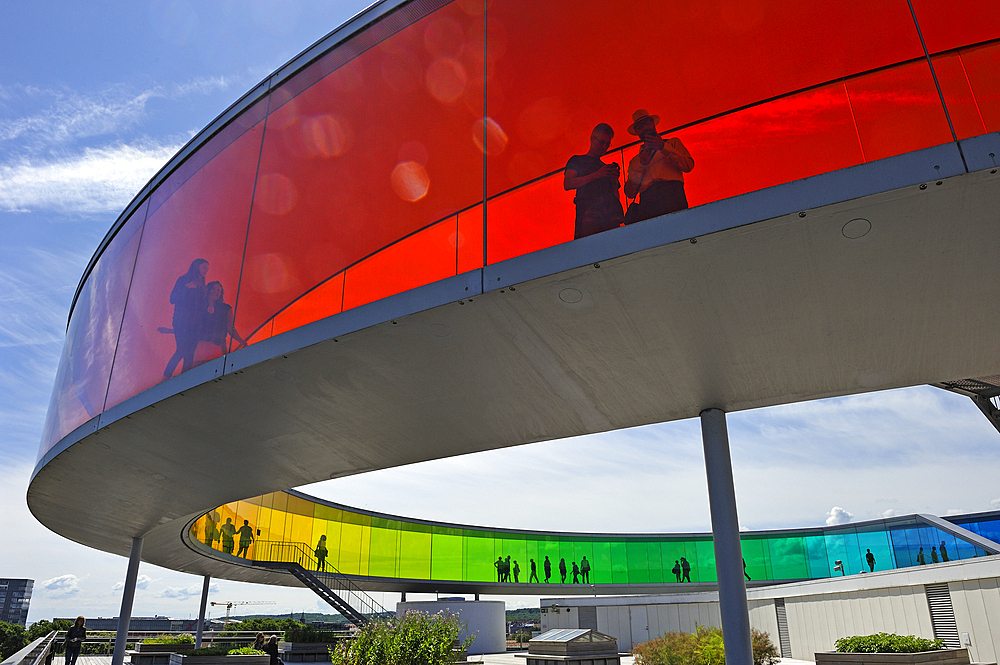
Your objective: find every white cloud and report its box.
[112,575,154,593]
[158,582,218,601]
[41,574,81,596]
[991,498,1000,509]
[946,509,967,516]
[825,506,853,526]
[0,140,184,215]
[881,509,900,518]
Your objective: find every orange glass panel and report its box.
[932,53,988,140]
[910,0,1000,54]
[105,108,266,409]
[342,218,458,311]
[960,42,1000,132]
[486,174,576,265]
[38,208,146,455]
[267,272,345,340]
[846,61,953,163]
[456,205,484,274]
[235,0,485,342]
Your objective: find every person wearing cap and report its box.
[564,123,624,239]
[624,109,694,223]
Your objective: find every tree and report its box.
[27,620,74,642]
[0,621,28,660]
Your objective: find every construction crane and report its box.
[210,600,277,627]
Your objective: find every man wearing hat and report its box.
[624,109,694,223]
[564,122,624,239]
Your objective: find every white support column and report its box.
[700,409,752,665]
[195,575,211,648]
[111,536,144,665]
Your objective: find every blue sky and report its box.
[1,0,999,625]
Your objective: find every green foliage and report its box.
[632,627,780,665]
[144,634,196,644]
[226,647,266,655]
[835,634,945,653]
[230,618,303,634]
[27,620,74,642]
[283,625,344,643]
[188,646,231,656]
[329,611,473,665]
[0,621,29,660]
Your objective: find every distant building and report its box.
[0,579,33,627]
[55,616,181,631]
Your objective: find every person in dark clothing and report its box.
[315,535,328,571]
[65,616,86,665]
[672,560,681,582]
[544,556,552,583]
[940,541,950,562]
[680,557,692,582]
[202,281,246,353]
[571,561,580,584]
[931,547,939,563]
[504,556,512,583]
[743,558,750,581]
[624,109,694,223]
[513,560,520,583]
[866,549,876,572]
[917,547,927,565]
[252,633,265,651]
[164,259,209,379]
[580,556,591,583]
[495,556,503,582]
[263,635,280,665]
[220,517,236,554]
[559,558,568,583]
[564,123,624,239]
[529,559,539,583]
[236,519,254,557]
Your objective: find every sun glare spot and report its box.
[426,59,467,103]
[391,161,430,202]
[302,115,351,157]
[256,173,297,215]
[472,117,508,155]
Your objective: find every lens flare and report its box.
[426,59,467,103]
[424,17,464,57]
[472,117,508,155]
[255,173,297,215]
[391,161,430,202]
[301,115,352,157]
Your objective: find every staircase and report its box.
[252,541,388,626]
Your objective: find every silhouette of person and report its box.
[680,557,692,582]
[672,560,681,583]
[917,547,926,565]
[866,549,876,572]
[571,561,580,584]
[203,511,218,547]
[64,616,86,665]
[495,556,503,583]
[580,556,591,583]
[504,556,512,583]
[164,259,209,378]
[529,559,539,583]
[559,558,567,583]
[263,636,280,665]
[931,547,939,563]
[315,535,328,571]
[202,281,246,353]
[624,110,694,224]
[544,556,552,583]
[513,560,520,583]
[743,558,750,581]
[220,517,236,554]
[236,519,254,557]
[940,541,950,562]
[564,123,624,239]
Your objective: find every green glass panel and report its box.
[610,541,628,584]
[660,541,686,583]
[432,532,463,581]
[525,540,541,584]
[626,540,649,583]
[740,538,767,582]
[592,541,612,584]
[576,540,595,585]
[369,526,399,578]
[338,522,362,574]
[645,541,663,583]
[503,537,528,584]
[466,533,495,582]
[399,529,431,579]
[767,536,810,580]
[694,540,716,582]
[538,538,560,584]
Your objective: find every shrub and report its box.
[227,647,266,655]
[187,647,231,656]
[27,620,74,642]
[144,634,196,645]
[633,627,780,665]
[835,634,945,653]
[283,625,344,643]
[0,621,28,661]
[329,611,473,665]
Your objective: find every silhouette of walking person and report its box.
[571,561,580,584]
[513,560,520,583]
[580,556,591,583]
[315,535,328,571]
[164,259,209,379]
[680,557,692,582]
[672,560,681,582]
[743,558,750,581]
[495,556,503,583]
[866,549,876,572]
[917,547,927,565]
[529,559,539,583]
[940,541,950,562]
[931,547,939,563]
[236,519,254,557]
[544,556,552,583]
[220,517,236,554]
[564,123,624,239]
[64,616,86,665]
[203,511,218,547]
[559,558,567,583]
[202,281,246,352]
[504,556,512,583]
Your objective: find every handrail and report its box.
[45,630,286,657]
[1,632,55,665]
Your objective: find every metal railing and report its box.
[45,630,284,657]
[1,631,58,665]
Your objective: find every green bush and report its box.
[632,626,780,665]
[0,621,28,660]
[329,611,473,665]
[144,634,196,645]
[227,647,266,655]
[187,646,231,656]
[835,634,945,653]
[27,620,74,642]
[283,625,344,643]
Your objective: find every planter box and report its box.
[137,644,195,653]
[816,649,971,665]
[168,654,269,665]
[278,642,343,662]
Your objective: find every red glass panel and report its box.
[105,112,266,409]
[486,174,578,265]
[910,0,1000,54]
[932,53,988,140]
[846,61,953,163]
[342,218,458,311]
[960,42,1000,132]
[456,205,484,274]
[270,272,345,339]
[235,0,485,343]
[38,209,145,455]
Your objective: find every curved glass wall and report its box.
[188,491,997,587]
[40,0,1000,457]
